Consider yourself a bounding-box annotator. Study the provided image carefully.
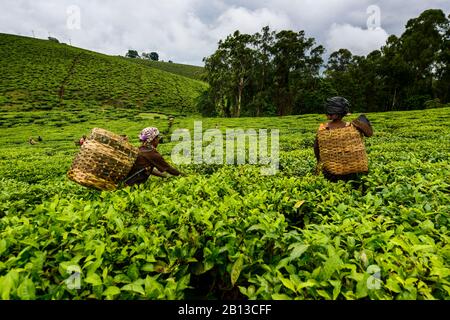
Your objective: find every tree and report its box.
[323,9,450,112]
[150,52,159,61]
[400,9,448,103]
[204,30,256,117]
[379,35,414,110]
[271,30,324,115]
[202,26,324,117]
[203,45,236,117]
[226,32,255,117]
[250,26,276,116]
[325,49,358,109]
[126,50,140,59]
[327,49,353,72]
[201,9,449,117]
[434,13,450,103]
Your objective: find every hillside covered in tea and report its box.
[0,33,207,114]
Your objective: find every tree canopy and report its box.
[142,52,159,61]
[125,50,140,59]
[200,9,450,117]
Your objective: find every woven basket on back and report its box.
[67,128,139,190]
[317,123,368,175]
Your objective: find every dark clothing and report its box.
[314,115,373,181]
[322,171,360,182]
[124,146,180,186]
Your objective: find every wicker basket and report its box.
[317,123,368,175]
[67,128,139,190]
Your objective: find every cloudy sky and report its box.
[1,0,449,66]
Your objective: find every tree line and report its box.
[126,50,160,61]
[199,9,450,117]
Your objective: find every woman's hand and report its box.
[151,168,168,178]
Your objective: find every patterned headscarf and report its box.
[139,127,160,144]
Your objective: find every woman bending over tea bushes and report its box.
[124,127,182,186]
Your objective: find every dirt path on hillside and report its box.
[58,53,83,101]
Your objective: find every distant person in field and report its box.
[79,135,87,146]
[160,116,175,144]
[124,127,182,186]
[314,97,373,182]
[28,137,37,145]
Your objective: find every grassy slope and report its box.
[126,58,205,81]
[0,33,207,114]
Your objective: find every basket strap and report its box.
[122,166,151,184]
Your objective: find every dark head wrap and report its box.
[325,96,350,116]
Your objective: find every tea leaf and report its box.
[231,255,244,287]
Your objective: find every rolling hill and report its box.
[0,33,208,114]
[127,58,205,81]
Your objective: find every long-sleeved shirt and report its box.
[124,146,180,186]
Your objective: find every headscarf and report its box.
[139,127,160,144]
[325,96,350,116]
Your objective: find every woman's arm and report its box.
[146,151,182,176]
[352,114,373,137]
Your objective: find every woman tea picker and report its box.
[124,127,182,186]
[314,97,373,182]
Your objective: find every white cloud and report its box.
[326,23,389,56]
[0,0,448,65]
[211,6,292,40]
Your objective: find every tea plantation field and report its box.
[128,58,205,81]
[0,33,207,114]
[0,107,449,300]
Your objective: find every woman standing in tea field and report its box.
[314,97,373,182]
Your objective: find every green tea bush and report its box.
[0,107,448,300]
